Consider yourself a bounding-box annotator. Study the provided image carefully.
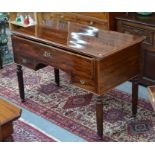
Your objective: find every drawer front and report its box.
[48,12,108,21]
[12,35,95,79]
[75,15,108,30]
[121,23,154,46]
[41,13,77,24]
[40,13,108,30]
[78,13,108,20]
[71,75,97,93]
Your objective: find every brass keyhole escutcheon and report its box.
[43,51,52,58]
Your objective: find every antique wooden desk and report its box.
[11,20,143,140]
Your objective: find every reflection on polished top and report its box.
[12,19,143,59]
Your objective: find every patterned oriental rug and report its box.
[5,120,55,142]
[0,63,155,142]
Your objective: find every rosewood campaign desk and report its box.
[11,20,143,140]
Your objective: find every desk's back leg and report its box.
[54,68,60,87]
[17,65,25,102]
[0,49,3,69]
[132,77,139,117]
[96,96,103,140]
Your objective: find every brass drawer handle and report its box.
[80,80,86,85]
[43,51,53,58]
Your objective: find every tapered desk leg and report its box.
[54,68,60,87]
[17,65,25,102]
[0,49,3,69]
[96,96,103,140]
[132,78,139,117]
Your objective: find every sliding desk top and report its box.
[12,20,143,60]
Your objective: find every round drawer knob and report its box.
[22,58,27,64]
[143,36,147,40]
[60,15,64,19]
[80,80,85,85]
[89,21,94,26]
[42,19,46,24]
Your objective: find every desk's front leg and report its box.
[54,68,60,87]
[17,65,25,102]
[132,77,139,117]
[96,96,103,140]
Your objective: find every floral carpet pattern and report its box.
[5,120,55,142]
[0,63,155,141]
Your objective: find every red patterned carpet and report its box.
[0,63,155,142]
[5,120,55,142]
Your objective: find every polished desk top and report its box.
[12,20,143,60]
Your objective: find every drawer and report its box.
[77,13,108,20]
[122,24,154,46]
[75,15,108,30]
[71,75,97,93]
[40,13,77,25]
[39,13,108,30]
[11,35,95,79]
[50,13,77,22]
